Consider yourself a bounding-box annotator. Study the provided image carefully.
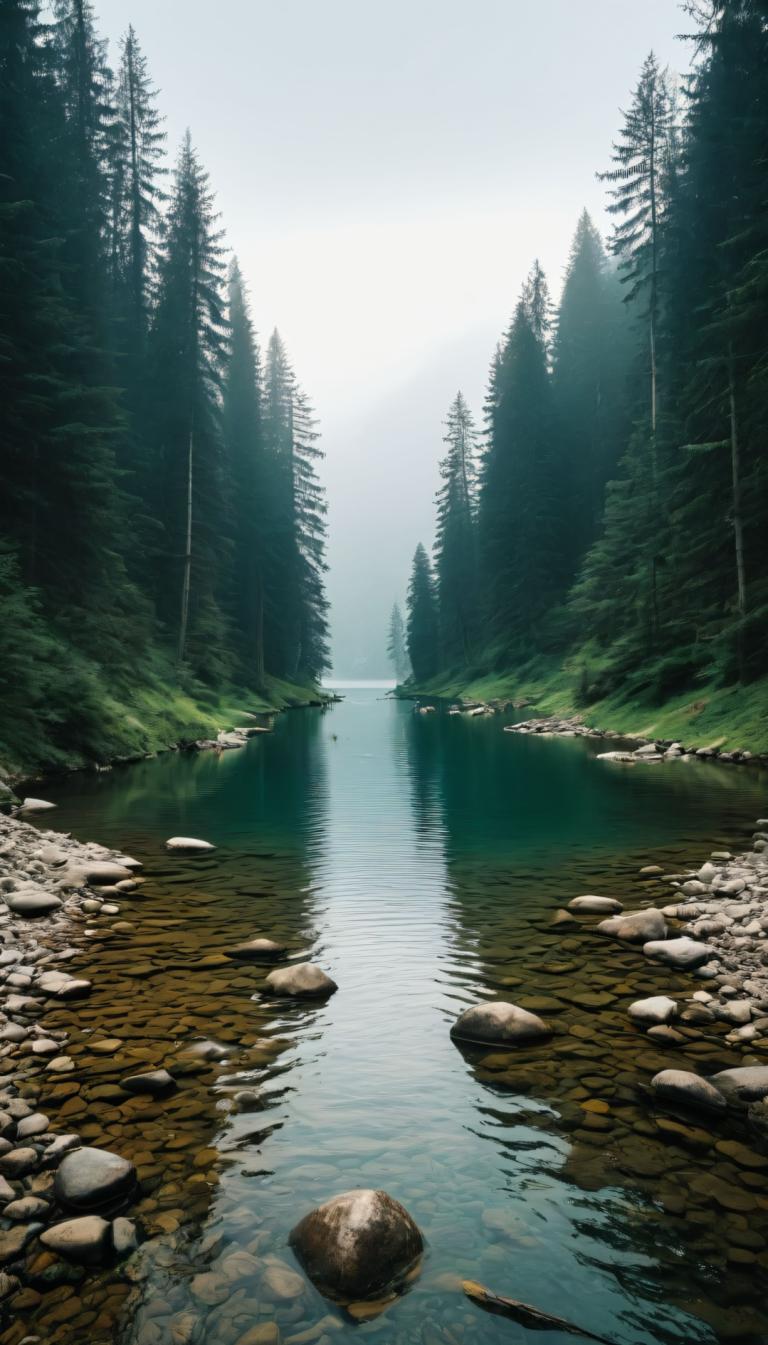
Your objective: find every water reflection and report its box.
[15,693,768,1345]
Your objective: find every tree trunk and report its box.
[177,419,193,665]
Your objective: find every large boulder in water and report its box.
[264,963,337,998]
[643,936,711,969]
[450,1001,550,1047]
[165,836,215,852]
[289,1189,423,1301]
[650,1069,727,1113]
[709,1066,768,1104]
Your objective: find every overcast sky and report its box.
[93,0,692,675]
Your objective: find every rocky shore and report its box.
[503,714,763,766]
[0,811,144,1312]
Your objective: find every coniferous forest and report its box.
[404,3,768,744]
[0,0,329,771]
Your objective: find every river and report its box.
[24,683,768,1345]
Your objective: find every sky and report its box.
[93,0,693,675]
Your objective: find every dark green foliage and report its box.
[410,3,768,712]
[406,545,439,682]
[434,392,480,666]
[0,0,327,770]
[387,602,411,682]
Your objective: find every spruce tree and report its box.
[149,131,229,676]
[387,602,410,682]
[406,544,439,683]
[223,259,266,685]
[434,391,479,667]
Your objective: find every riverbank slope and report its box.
[0,655,326,786]
[400,662,768,755]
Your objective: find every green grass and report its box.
[403,659,768,754]
[1,652,326,782]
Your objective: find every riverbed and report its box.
[16,683,768,1345]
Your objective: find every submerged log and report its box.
[462,1281,618,1344]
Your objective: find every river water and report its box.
[22,683,768,1345]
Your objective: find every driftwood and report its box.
[462,1281,619,1344]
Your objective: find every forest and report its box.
[0,0,329,772]
[402,1,768,746]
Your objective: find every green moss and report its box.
[402,659,768,754]
[0,649,326,781]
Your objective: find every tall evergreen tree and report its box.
[552,210,633,574]
[480,264,556,654]
[223,259,266,685]
[387,602,410,682]
[406,544,439,683]
[149,131,229,676]
[434,392,479,667]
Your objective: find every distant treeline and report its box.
[0,1,329,760]
[404,3,768,707]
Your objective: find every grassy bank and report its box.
[403,658,768,755]
[0,649,326,784]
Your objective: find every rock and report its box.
[264,964,338,998]
[640,865,664,876]
[225,937,288,960]
[697,862,717,884]
[112,1217,138,1255]
[0,1148,38,1177]
[16,1112,48,1140]
[629,996,678,1027]
[597,908,667,943]
[644,937,712,968]
[40,1215,111,1265]
[119,1069,176,1097]
[710,1067,768,1104]
[451,1000,550,1046]
[717,1000,753,1026]
[68,861,134,886]
[5,889,62,917]
[261,1260,306,1302]
[568,896,623,915]
[289,1189,423,1302]
[3,1196,48,1220]
[0,1225,34,1263]
[16,798,56,812]
[54,1146,136,1211]
[651,1069,728,1112]
[235,1327,281,1345]
[164,837,215,852]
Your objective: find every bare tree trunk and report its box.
[728,344,747,681]
[177,419,193,666]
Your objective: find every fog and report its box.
[92,0,691,675]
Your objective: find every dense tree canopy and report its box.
[0,0,329,764]
[405,1,768,710]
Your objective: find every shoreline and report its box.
[0,811,147,1304]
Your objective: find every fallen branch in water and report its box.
[462,1280,619,1344]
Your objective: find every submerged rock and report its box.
[264,963,337,998]
[651,1069,727,1112]
[226,937,288,960]
[450,1001,551,1047]
[164,836,216,852]
[54,1146,136,1211]
[119,1069,176,1097]
[597,908,667,943]
[568,895,623,915]
[289,1188,423,1302]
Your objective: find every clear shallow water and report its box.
[23,686,768,1345]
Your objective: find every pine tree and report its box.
[479,264,557,654]
[387,602,410,682]
[149,131,229,676]
[406,544,439,683]
[434,391,479,667]
[552,210,633,575]
[261,330,329,682]
[106,25,165,353]
[223,259,266,685]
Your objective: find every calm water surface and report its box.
[25,684,768,1345]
